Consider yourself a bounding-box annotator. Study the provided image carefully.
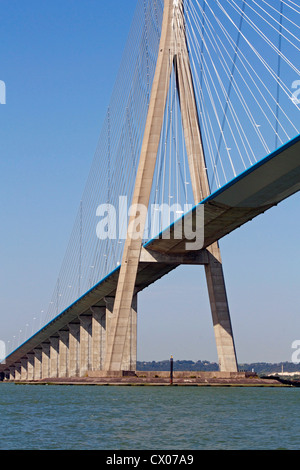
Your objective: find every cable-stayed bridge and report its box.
[1,0,299,380]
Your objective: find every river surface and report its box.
[0,383,299,450]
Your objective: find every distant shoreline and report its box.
[136,360,300,376]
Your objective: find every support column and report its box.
[68,324,80,377]
[205,245,238,372]
[123,295,137,371]
[49,337,59,378]
[20,358,28,381]
[41,343,50,379]
[105,296,137,371]
[105,297,115,367]
[79,315,92,377]
[58,331,69,378]
[15,364,21,381]
[27,353,35,380]
[91,307,106,371]
[33,348,42,380]
[9,367,15,381]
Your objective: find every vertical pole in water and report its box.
[170,355,173,385]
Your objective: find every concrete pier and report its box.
[79,316,92,377]
[68,324,80,378]
[58,331,69,378]
[91,307,106,371]
[41,343,50,379]
[33,349,42,380]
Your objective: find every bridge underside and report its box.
[1,134,300,378]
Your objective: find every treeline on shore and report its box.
[137,360,300,375]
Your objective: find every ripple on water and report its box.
[0,384,299,450]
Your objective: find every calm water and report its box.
[0,383,299,450]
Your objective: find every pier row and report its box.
[5,297,137,382]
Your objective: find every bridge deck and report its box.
[1,134,300,371]
[149,133,300,253]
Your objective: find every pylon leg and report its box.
[205,242,238,372]
[174,2,238,372]
[105,296,137,371]
[103,0,174,372]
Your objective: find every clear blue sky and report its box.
[0,0,299,365]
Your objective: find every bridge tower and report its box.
[104,0,238,373]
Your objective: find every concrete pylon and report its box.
[104,0,238,372]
